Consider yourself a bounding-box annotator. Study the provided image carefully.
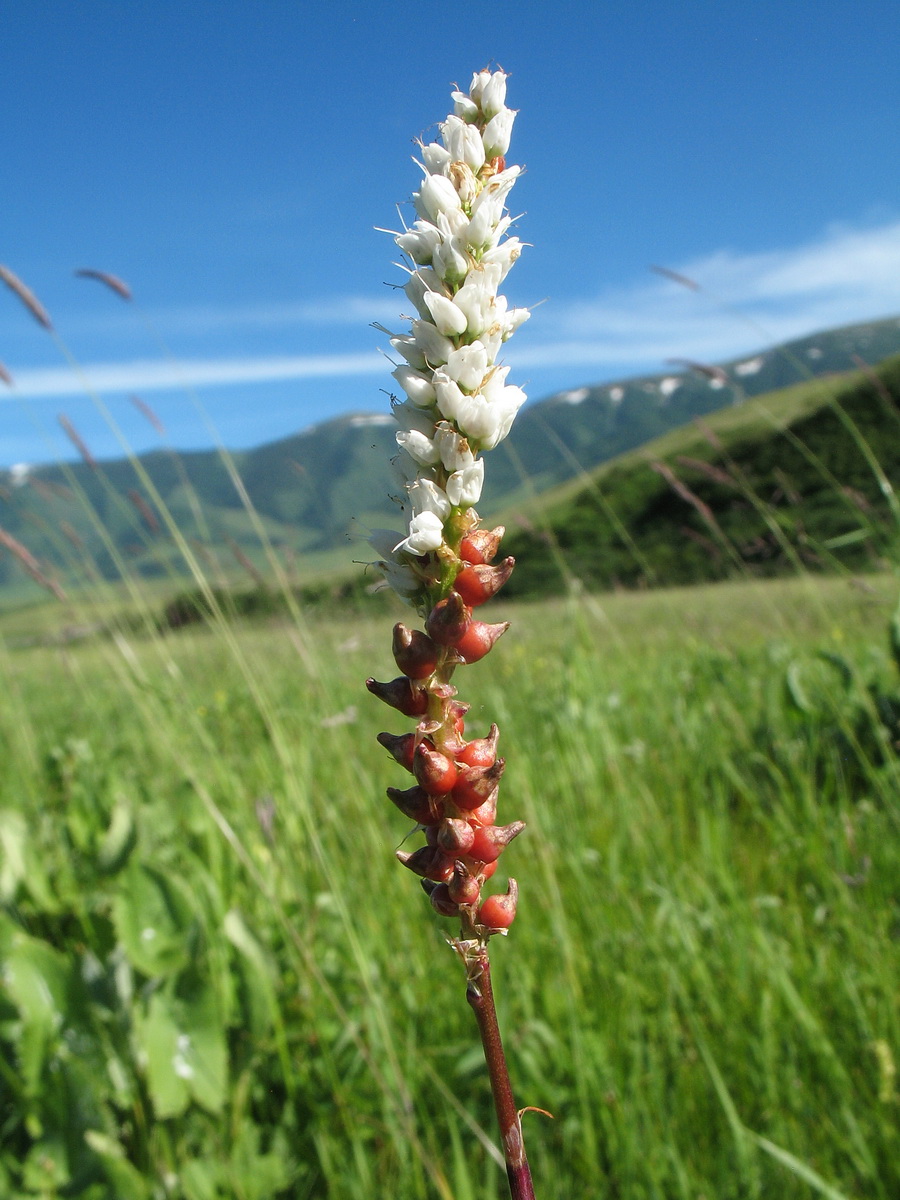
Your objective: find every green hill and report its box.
[500,354,900,597]
[1,313,899,603]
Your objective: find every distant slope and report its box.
[500,353,900,598]
[1,313,899,599]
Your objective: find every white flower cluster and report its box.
[374,69,529,590]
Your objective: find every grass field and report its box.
[2,567,898,1198]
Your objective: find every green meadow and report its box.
[2,566,898,1198]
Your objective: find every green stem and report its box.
[466,946,536,1200]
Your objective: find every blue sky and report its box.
[2,0,900,466]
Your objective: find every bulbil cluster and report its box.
[367,69,528,940]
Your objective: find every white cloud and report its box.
[8,351,384,398]
[520,217,900,373]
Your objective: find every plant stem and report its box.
[466,946,536,1200]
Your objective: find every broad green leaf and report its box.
[4,932,70,1093]
[135,980,228,1118]
[0,809,26,901]
[113,862,195,977]
[84,1130,151,1200]
[97,797,138,875]
[224,908,277,1038]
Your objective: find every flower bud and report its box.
[457,724,500,768]
[459,526,505,565]
[366,676,429,717]
[386,784,443,826]
[451,758,505,811]
[454,620,509,664]
[436,817,476,855]
[468,820,525,864]
[397,845,454,882]
[377,731,421,771]
[478,878,519,930]
[425,591,471,646]
[392,624,440,678]
[454,557,515,606]
[413,743,458,794]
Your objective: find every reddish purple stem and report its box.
[466,947,536,1200]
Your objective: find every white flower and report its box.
[409,318,455,366]
[390,333,427,370]
[450,90,479,122]
[368,529,405,559]
[396,428,440,466]
[374,68,529,599]
[392,399,436,435]
[414,173,462,222]
[480,73,508,121]
[433,422,476,472]
[446,459,484,506]
[441,115,486,172]
[445,342,488,393]
[469,70,491,107]
[420,141,451,175]
[453,265,503,337]
[482,108,516,158]
[408,477,451,519]
[482,237,524,281]
[392,364,436,407]
[395,511,445,555]
[378,558,421,596]
[395,221,441,265]
[432,230,470,284]
[404,268,443,319]
[423,290,468,336]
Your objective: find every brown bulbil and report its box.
[377,731,424,772]
[454,620,509,664]
[468,820,525,864]
[448,862,482,905]
[392,623,440,679]
[436,817,476,855]
[451,758,505,811]
[413,743,458,794]
[386,784,443,826]
[459,525,505,565]
[366,676,429,717]
[425,591,471,646]
[428,882,461,917]
[454,557,515,607]
[396,845,455,883]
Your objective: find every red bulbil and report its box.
[454,620,509,664]
[451,758,505,811]
[457,724,500,769]
[478,879,519,930]
[454,558,515,607]
[466,790,498,827]
[386,784,443,826]
[425,592,471,646]
[392,624,440,679]
[436,817,476,855]
[366,676,429,717]
[468,820,525,864]
[479,860,498,881]
[413,744,458,794]
[459,525,505,565]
